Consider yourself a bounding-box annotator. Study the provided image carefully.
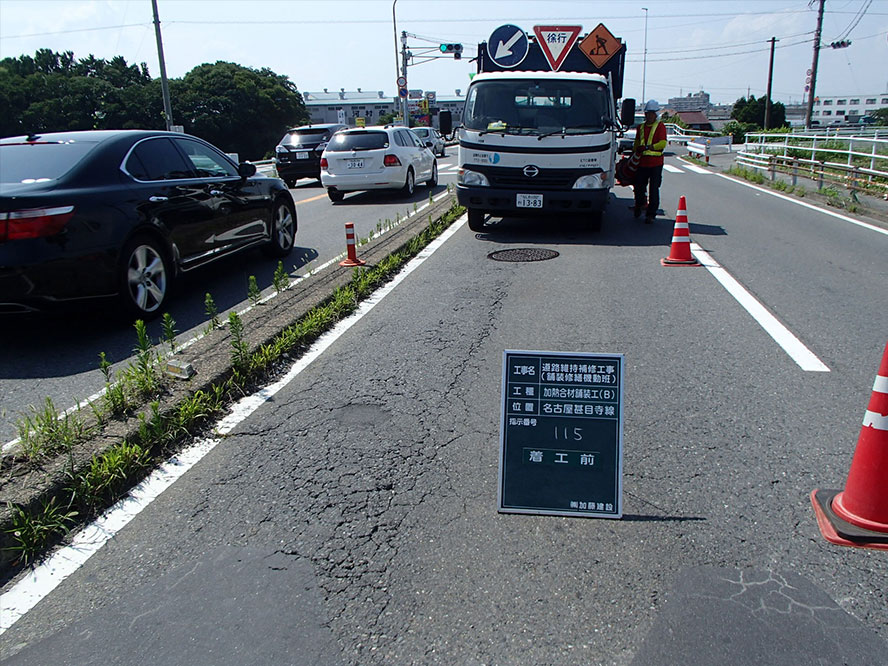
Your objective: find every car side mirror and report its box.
[425,141,433,148]
[238,162,257,178]
[439,110,453,135]
[620,99,636,128]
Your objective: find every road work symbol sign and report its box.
[532,25,582,71]
[488,24,529,68]
[499,350,624,518]
[579,23,623,68]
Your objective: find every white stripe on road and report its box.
[690,243,829,372]
[683,163,712,175]
[663,164,683,173]
[0,214,469,635]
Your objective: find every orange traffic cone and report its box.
[811,342,888,550]
[339,222,366,267]
[660,196,700,266]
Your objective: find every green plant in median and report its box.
[16,397,88,461]
[133,320,161,398]
[161,313,178,353]
[4,497,78,565]
[272,261,289,293]
[204,292,221,331]
[247,276,261,305]
[68,441,151,515]
[98,351,128,417]
[228,311,251,371]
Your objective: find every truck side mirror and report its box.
[439,110,453,136]
[620,99,636,128]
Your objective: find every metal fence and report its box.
[738,131,888,196]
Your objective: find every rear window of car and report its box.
[0,140,98,184]
[280,128,332,146]
[327,131,389,151]
[412,129,430,137]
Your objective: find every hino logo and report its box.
[523,165,540,178]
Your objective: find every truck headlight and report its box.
[458,168,490,187]
[573,173,605,189]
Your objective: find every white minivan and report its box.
[320,125,437,202]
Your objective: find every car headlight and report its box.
[275,146,286,155]
[458,168,490,187]
[573,173,605,189]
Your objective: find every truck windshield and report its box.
[464,79,611,134]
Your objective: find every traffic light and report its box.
[829,40,851,49]
[439,43,463,59]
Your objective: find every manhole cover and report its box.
[487,248,560,262]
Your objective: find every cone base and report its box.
[660,257,700,266]
[339,258,366,267]
[810,489,888,551]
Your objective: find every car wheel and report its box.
[467,209,486,232]
[263,197,296,257]
[327,188,344,203]
[439,146,446,157]
[401,168,415,197]
[285,178,297,188]
[426,161,438,188]
[119,235,171,320]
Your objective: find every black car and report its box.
[0,130,297,318]
[274,123,347,187]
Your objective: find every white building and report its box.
[302,88,465,130]
[811,93,888,123]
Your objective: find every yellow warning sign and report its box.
[579,23,622,68]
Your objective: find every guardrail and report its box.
[251,159,278,177]
[687,136,732,163]
[735,150,888,197]
[741,132,888,195]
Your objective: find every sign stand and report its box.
[498,350,624,518]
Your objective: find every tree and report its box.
[730,95,787,129]
[871,108,888,125]
[174,61,307,159]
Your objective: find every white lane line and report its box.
[690,243,830,372]
[0,214,468,634]
[664,164,684,173]
[714,172,888,237]
[683,163,713,175]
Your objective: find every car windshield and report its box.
[464,79,611,135]
[327,131,388,151]
[281,129,331,146]
[0,140,98,184]
[412,129,430,137]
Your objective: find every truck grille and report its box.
[478,166,594,191]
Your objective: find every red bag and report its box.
[615,152,640,187]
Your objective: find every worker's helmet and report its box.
[644,99,660,113]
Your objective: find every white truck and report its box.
[457,25,635,232]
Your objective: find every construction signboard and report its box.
[499,350,624,518]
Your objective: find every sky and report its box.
[1,0,887,106]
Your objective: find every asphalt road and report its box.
[0,158,461,444]
[2,155,887,664]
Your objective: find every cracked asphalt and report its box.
[3,162,887,664]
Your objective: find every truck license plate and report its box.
[516,193,543,208]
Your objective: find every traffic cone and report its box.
[339,222,366,267]
[811,342,888,550]
[660,196,700,266]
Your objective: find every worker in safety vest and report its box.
[633,100,667,224]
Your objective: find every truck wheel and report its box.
[467,209,486,231]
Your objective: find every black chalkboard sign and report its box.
[499,350,624,518]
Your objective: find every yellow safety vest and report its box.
[635,120,664,157]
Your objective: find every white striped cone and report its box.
[661,196,699,266]
[339,222,366,267]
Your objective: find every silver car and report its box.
[410,127,446,157]
[320,126,438,202]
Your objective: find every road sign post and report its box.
[499,350,624,518]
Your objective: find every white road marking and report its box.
[690,243,830,372]
[663,164,683,173]
[683,163,712,175]
[714,172,888,237]
[0,214,468,634]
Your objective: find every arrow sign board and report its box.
[533,25,582,71]
[488,24,529,68]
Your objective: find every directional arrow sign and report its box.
[489,24,529,68]
[533,25,582,71]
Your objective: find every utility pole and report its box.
[151,0,173,131]
[764,37,777,130]
[641,7,648,104]
[805,0,825,129]
[401,31,410,127]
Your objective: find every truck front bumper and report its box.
[457,185,608,215]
